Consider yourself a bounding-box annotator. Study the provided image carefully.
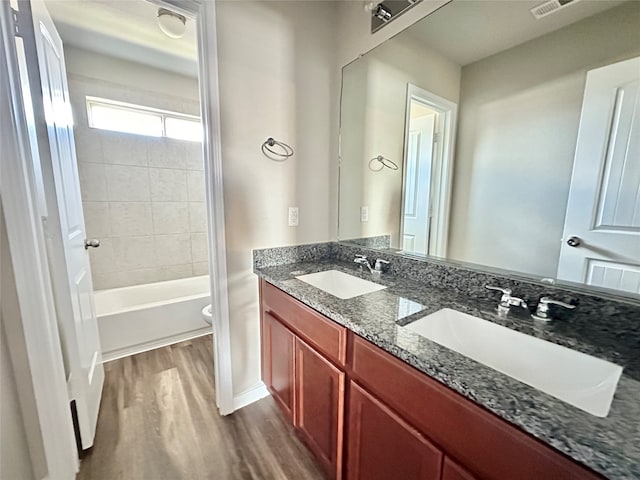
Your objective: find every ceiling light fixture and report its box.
[364,2,392,22]
[374,4,392,22]
[157,8,186,39]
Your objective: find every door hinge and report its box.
[11,8,19,35]
[433,132,440,143]
[11,7,23,37]
[11,8,28,38]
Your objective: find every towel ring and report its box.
[369,155,398,171]
[261,137,294,161]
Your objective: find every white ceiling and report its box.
[45,0,199,77]
[405,0,628,66]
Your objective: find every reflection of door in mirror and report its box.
[557,56,640,294]
[402,103,436,254]
[400,85,457,257]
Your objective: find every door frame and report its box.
[2,0,233,476]
[399,84,457,258]
[151,0,234,416]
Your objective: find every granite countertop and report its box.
[254,259,640,480]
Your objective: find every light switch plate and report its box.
[361,206,369,222]
[288,207,299,226]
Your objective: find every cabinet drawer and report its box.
[262,280,346,365]
[349,334,602,480]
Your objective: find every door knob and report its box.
[566,236,581,247]
[84,239,100,249]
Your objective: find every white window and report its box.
[165,116,202,142]
[86,97,202,142]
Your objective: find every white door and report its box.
[402,113,436,254]
[557,56,640,294]
[19,0,104,449]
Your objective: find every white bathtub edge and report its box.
[101,327,212,363]
[97,293,210,318]
[232,382,269,412]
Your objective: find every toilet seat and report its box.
[201,304,212,326]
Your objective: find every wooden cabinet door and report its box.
[346,382,442,480]
[442,457,477,480]
[263,312,295,421]
[295,338,345,479]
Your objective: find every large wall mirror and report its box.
[338,0,640,298]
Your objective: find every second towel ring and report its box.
[369,155,399,171]
[261,137,294,161]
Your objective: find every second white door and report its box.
[557,56,640,294]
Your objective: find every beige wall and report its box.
[339,31,461,245]
[336,0,449,68]
[333,0,450,241]
[449,3,640,277]
[64,46,199,101]
[216,1,336,395]
[65,48,209,290]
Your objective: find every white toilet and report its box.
[201,304,212,326]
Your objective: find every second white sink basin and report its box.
[295,270,386,299]
[404,308,623,417]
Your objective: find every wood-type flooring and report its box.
[77,335,325,480]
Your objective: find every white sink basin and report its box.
[404,308,623,417]
[295,270,386,299]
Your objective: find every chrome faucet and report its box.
[486,285,528,315]
[532,297,575,321]
[354,255,389,276]
[354,254,374,273]
[374,258,390,273]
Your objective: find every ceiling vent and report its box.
[531,0,581,19]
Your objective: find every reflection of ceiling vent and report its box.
[531,0,581,19]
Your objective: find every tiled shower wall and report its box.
[69,72,208,290]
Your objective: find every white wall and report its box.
[216,1,337,396]
[1,207,37,480]
[0,324,34,480]
[65,48,209,290]
[339,32,461,244]
[449,3,640,277]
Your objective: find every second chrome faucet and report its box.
[486,285,576,321]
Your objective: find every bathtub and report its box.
[94,275,212,362]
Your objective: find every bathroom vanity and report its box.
[259,278,608,479]
[254,245,640,480]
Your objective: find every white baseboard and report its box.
[101,327,212,363]
[232,383,269,411]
